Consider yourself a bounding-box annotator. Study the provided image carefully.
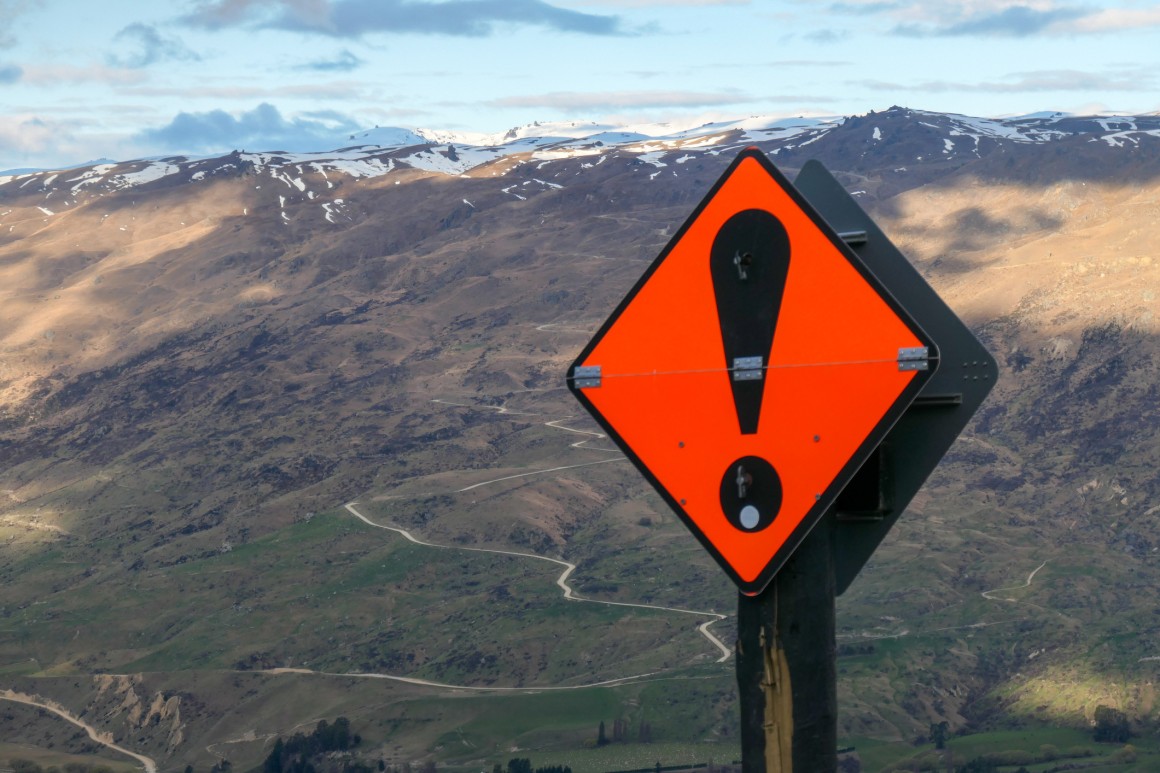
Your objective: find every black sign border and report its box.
[567,147,937,595]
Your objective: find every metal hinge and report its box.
[732,356,763,381]
[572,365,602,388]
[897,346,930,372]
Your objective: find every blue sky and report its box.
[2,0,1160,170]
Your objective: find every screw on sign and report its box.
[567,146,935,596]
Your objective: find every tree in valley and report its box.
[259,715,361,773]
[638,718,653,743]
[1093,705,1130,743]
[929,721,949,750]
[264,739,285,773]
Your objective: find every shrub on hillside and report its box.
[981,749,1033,766]
[1093,705,1131,743]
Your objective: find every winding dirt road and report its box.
[0,689,157,773]
[307,402,732,690]
[344,503,731,663]
[251,500,730,694]
[981,560,1048,602]
[400,401,733,665]
[4,402,726,759]
[263,664,673,692]
[455,458,624,493]
[839,561,1052,642]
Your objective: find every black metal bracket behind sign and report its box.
[793,160,998,595]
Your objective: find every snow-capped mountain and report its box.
[4,107,1159,220]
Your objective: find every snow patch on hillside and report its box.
[114,161,180,187]
[342,127,431,148]
[531,146,603,163]
[325,157,395,178]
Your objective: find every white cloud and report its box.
[295,49,364,71]
[0,0,42,47]
[123,81,375,101]
[559,0,747,6]
[184,0,330,28]
[837,0,1072,21]
[183,0,627,36]
[0,113,103,171]
[826,1,1160,36]
[856,67,1156,93]
[107,23,202,69]
[1059,7,1160,32]
[0,62,21,82]
[488,89,753,111]
[0,115,64,155]
[137,102,361,154]
[19,64,147,86]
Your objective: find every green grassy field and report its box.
[848,723,1159,772]
[7,395,1160,770]
[6,477,1159,771]
[0,502,729,688]
[318,666,740,769]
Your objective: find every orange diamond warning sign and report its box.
[567,147,936,595]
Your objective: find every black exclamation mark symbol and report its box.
[709,209,790,532]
